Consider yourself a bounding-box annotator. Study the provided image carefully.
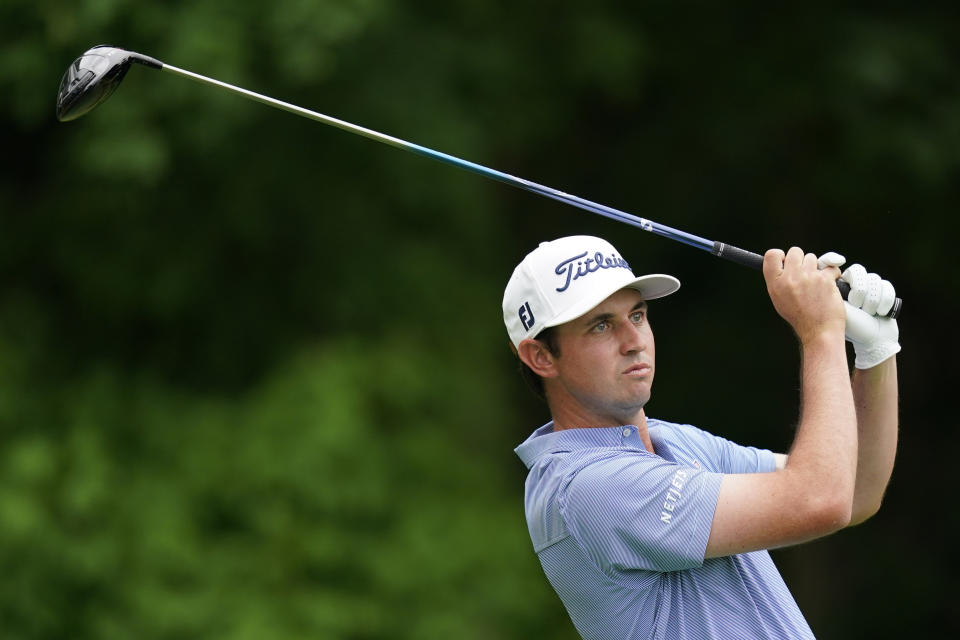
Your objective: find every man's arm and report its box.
[771,252,901,523]
[825,257,901,525]
[849,358,898,524]
[704,248,858,558]
[770,357,898,525]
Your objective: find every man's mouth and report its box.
[623,363,651,377]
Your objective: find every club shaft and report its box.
[158,63,901,318]
[161,64,713,251]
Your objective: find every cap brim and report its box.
[625,274,681,301]
[544,274,680,330]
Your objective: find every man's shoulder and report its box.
[560,446,674,498]
[649,418,718,441]
[650,417,777,475]
[531,440,664,496]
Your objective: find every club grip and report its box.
[711,241,902,319]
[711,242,765,269]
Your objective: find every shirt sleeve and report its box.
[668,422,777,474]
[558,451,723,575]
[710,431,777,474]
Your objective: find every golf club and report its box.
[57,45,901,318]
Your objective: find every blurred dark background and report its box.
[1,2,956,638]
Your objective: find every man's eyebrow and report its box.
[581,300,648,327]
[581,311,614,327]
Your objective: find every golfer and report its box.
[504,235,899,639]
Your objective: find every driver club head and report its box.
[56,45,162,122]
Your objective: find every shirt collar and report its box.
[514,420,654,469]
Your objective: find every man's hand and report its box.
[763,247,846,344]
[817,252,901,369]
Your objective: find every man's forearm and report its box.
[849,357,899,524]
[784,332,859,521]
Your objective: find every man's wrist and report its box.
[800,328,846,351]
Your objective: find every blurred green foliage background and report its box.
[1,2,957,638]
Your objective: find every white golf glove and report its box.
[817,252,901,369]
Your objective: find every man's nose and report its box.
[618,322,647,354]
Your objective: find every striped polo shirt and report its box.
[515,419,814,639]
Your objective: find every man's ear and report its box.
[516,338,558,378]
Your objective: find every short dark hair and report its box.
[518,326,560,400]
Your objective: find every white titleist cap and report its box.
[502,235,680,348]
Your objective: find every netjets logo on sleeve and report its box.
[554,251,631,292]
[660,469,687,524]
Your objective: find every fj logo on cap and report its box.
[555,251,631,292]
[518,302,535,331]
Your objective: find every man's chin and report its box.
[623,383,652,407]
[613,395,650,419]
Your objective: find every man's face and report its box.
[548,288,656,426]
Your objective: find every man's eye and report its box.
[631,311,645,323]
[592,321,609,333]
